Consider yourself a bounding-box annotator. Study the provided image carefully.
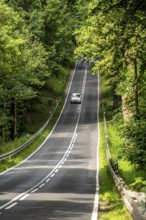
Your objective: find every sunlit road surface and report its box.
[0,61,99,220]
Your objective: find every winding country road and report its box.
[0,61,99,220]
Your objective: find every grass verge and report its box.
[101,77,146,192]
[98,77,132,219]
[108,122,146,192]
[98,111,132,220]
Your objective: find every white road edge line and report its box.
[91,74,100,220]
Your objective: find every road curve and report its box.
[0,61,99,220]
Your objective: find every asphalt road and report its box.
[0,61,99,220]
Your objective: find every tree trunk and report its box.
[14,100,17,138]
[134,58,139,117]
[112,82,121,110]
[25,101,32,124]
[122,95,133,122]
[2,99,6,141]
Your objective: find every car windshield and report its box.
[72,93,80,97]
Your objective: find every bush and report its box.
[123,118,146,168]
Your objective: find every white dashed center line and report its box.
[19,194,30,201]
[50,173,55,178]
[5,202,18,210]
[45,178,50,183]
[31,188,38,193]
[39,183,45,188]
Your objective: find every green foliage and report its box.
[130,177,146,192]
[0,98,64,172]
[47,65,69,96]
[123,119,146,167]
[0,2,50,141]
[0,0,77,144]
[99,115,132,219]
[0,135,29,154]
[107,124,124,160]
[101,76,146,192]
[119,159,146,192]
[75,0,146,167]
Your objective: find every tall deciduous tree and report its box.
[75,0,146,166]
[0,2,48,141]
[1,0,79,143]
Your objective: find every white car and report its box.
[70,93,82,104]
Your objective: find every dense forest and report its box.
[0,0,146,167]
[74,0,146,167]
[0,0,81,143]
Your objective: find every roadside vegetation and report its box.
[0,64,70,155]
[0,39,71,171]
[99,119,132,220]
[108,121,146,192]
[75,0,146,171]
[0,0,76,147]
[98,74,146,219]
[0,91,65,173]
[0,0,89,170]
[98,77,132,220]
[101,77,146,192]
[0,0,91,158]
